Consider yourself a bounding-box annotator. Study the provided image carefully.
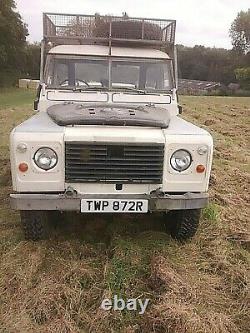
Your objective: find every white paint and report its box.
[112,92,171,104]
[49,45,170,59]
[10,110,213,193]
[47,90,109,102]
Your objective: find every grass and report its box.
[0,89,249,333]
[0,87,35,108]
[202,203,220,221]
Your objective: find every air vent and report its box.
[65,143,164,183]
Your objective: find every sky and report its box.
[15,0,249,49]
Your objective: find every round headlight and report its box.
[34,147,58,170]
[170,149,192,172]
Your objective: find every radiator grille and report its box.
[65,143,164,183]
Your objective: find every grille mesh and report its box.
[65,143,164,183]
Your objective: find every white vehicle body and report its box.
[10,13,213,218]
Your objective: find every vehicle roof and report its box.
[48,45,170,59]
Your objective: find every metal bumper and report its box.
[10,192,209,211]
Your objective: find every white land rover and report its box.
[10,13,213,241]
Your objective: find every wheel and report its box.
[166,209,201,241]
[20,210,49,241]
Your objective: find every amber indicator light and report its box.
[196,164,205,173]
[18,163,28,172]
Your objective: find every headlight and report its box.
[34,147,58,170]
[170,149,192,172]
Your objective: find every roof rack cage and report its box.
[43,13,176,49]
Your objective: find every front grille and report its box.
[65,143,164,183]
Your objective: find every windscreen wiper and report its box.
[113,87,163,95]
[113,86,146,94]
[72,86,108,92]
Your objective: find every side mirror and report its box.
[178,105,183,114]
[34,84,42,111]
[34,98,39,111]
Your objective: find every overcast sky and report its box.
[16,0,249,49]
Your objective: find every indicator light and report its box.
[196,164,205,173]
[18,162,28,172]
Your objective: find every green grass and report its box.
[0,88,35,108]
[202,203,220,221]
[0,92,249,333]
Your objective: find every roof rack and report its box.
[43,13,176,49]
[40,13,177,84]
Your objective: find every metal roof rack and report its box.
[43,13,176,50]
[40,13,177,84]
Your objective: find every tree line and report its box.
[177,9,249,90]
[0,1,249,90]
[0,0,39,86]
[177,45,249,87]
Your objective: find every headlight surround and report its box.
[34,147,58,170]
[170,149,192,172]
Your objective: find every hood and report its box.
[47,103,170,128]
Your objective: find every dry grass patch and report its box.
[0,91,249,332]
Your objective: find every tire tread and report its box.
[20,211,48,241]
[167,209,201,241]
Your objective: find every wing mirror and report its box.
[34,84,42,111]
[178,105,183,114]
[34,98,39,111]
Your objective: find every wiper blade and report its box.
[72,86,108,92]
[112,87,163,95]
[113,86,146,94]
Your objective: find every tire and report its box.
[20,210,49,241]
[166,209,201,241]
[48,211,65,228]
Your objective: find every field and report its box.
[0,88,249,333]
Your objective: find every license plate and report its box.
[81,199,148,213]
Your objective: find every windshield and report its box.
[45,55,174,92]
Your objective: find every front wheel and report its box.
[20,211,49,241]
[166,209,201,241]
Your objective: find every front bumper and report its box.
[10,192,209,211]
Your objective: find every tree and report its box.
[177,45,242,85]
[229,9,250,54]
[235,67,250,89]
[23,43,40,79]
[0,0,28,69]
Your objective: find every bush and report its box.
[0,69,21,87]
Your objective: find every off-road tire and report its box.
[166,209,201,241]
[20,211,49,241]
